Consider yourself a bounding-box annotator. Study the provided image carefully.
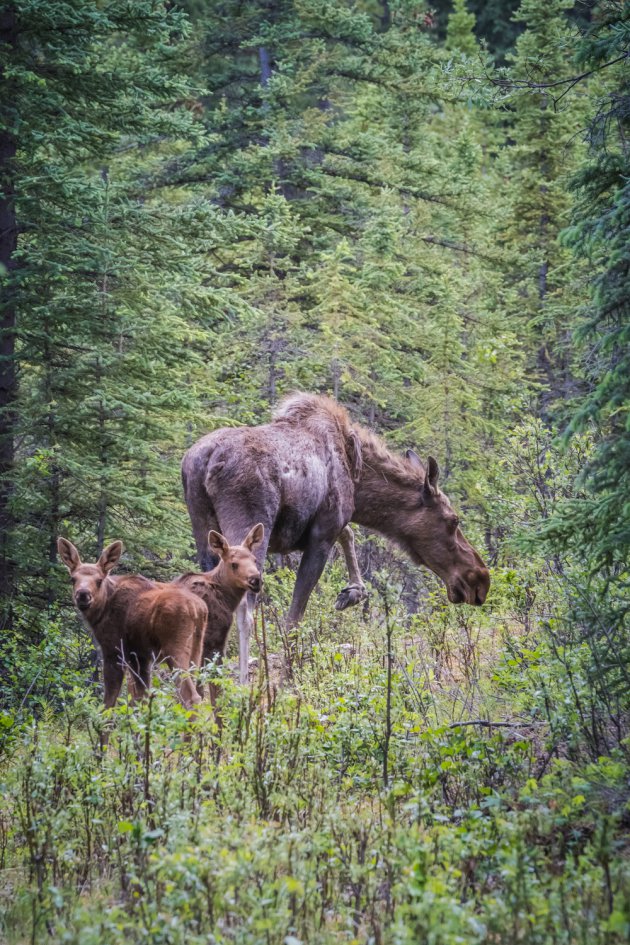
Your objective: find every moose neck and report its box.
[351,435,423,545]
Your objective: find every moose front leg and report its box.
[334,525,368,611]
[284,537,336,675]
[287,538,335,630]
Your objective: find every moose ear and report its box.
[427,456,439,489]
[58,537,81,573]
[422,455,440,499]
[406,449,425,473]
[243,523,265,552]
[208,530,229,559]
[98,541,123,574]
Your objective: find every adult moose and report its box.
[182,394,490,682]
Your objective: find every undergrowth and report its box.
[1,563,629,944]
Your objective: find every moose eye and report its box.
[231,563,238,571]
[450,517,459,530]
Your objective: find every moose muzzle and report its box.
[75,590,93,610]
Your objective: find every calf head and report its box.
[57,537,123,614]
[208,524,264,594]
[404,452,490,606]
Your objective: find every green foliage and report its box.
[0,0,233,616]
[500,0,587,405]
[2,592,630,943]
[174,0,525,513]
[540,1,630,705]
[445,0,479,56]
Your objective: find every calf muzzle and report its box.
[76,591,93,610]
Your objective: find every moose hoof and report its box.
[335,584,367,611]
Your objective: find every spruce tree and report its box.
[178,0,523,513]
[0,1,219,623]
[544,0,630,699]
[446,0,478,56]
[505,0,585,408]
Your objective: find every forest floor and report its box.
[2,565,629,944]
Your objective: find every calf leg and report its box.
[166,638,202,712]
[200,651,223,706]
[126,653,151,702]
[103,659,124,709]
[335,525,367,611]
[191,620,204,672]
[192,622,206,698]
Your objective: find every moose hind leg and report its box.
[188,501,220,573]
[220,512,270,686]
[236,596,254,685]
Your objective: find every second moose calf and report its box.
[172,524,264,693]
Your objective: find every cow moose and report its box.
[57,538,206,712]
[172,524,264,691]
[182,393,491,683]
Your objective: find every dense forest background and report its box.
[1,1,629,942]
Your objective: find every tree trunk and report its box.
[0,6,18,628]
[258,46,272,88]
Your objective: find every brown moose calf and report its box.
[172,524,264,687]
[58,538,206,711]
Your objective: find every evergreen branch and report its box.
[464,52,629,108]
[494,52,629,94]
[318,165,456,205]
[448,719,544,731]
[420,235,501,264]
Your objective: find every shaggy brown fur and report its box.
[172,524,263,677]
[182,393,490,682]
[58,538,206,711]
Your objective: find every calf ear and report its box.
[208,530,229,559]
[58,537,81,573]
[98,541,123,574]
[243,523,265,552]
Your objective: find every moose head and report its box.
[403,451,490,606]
[57,538,123,614]
[208,524,264,594]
